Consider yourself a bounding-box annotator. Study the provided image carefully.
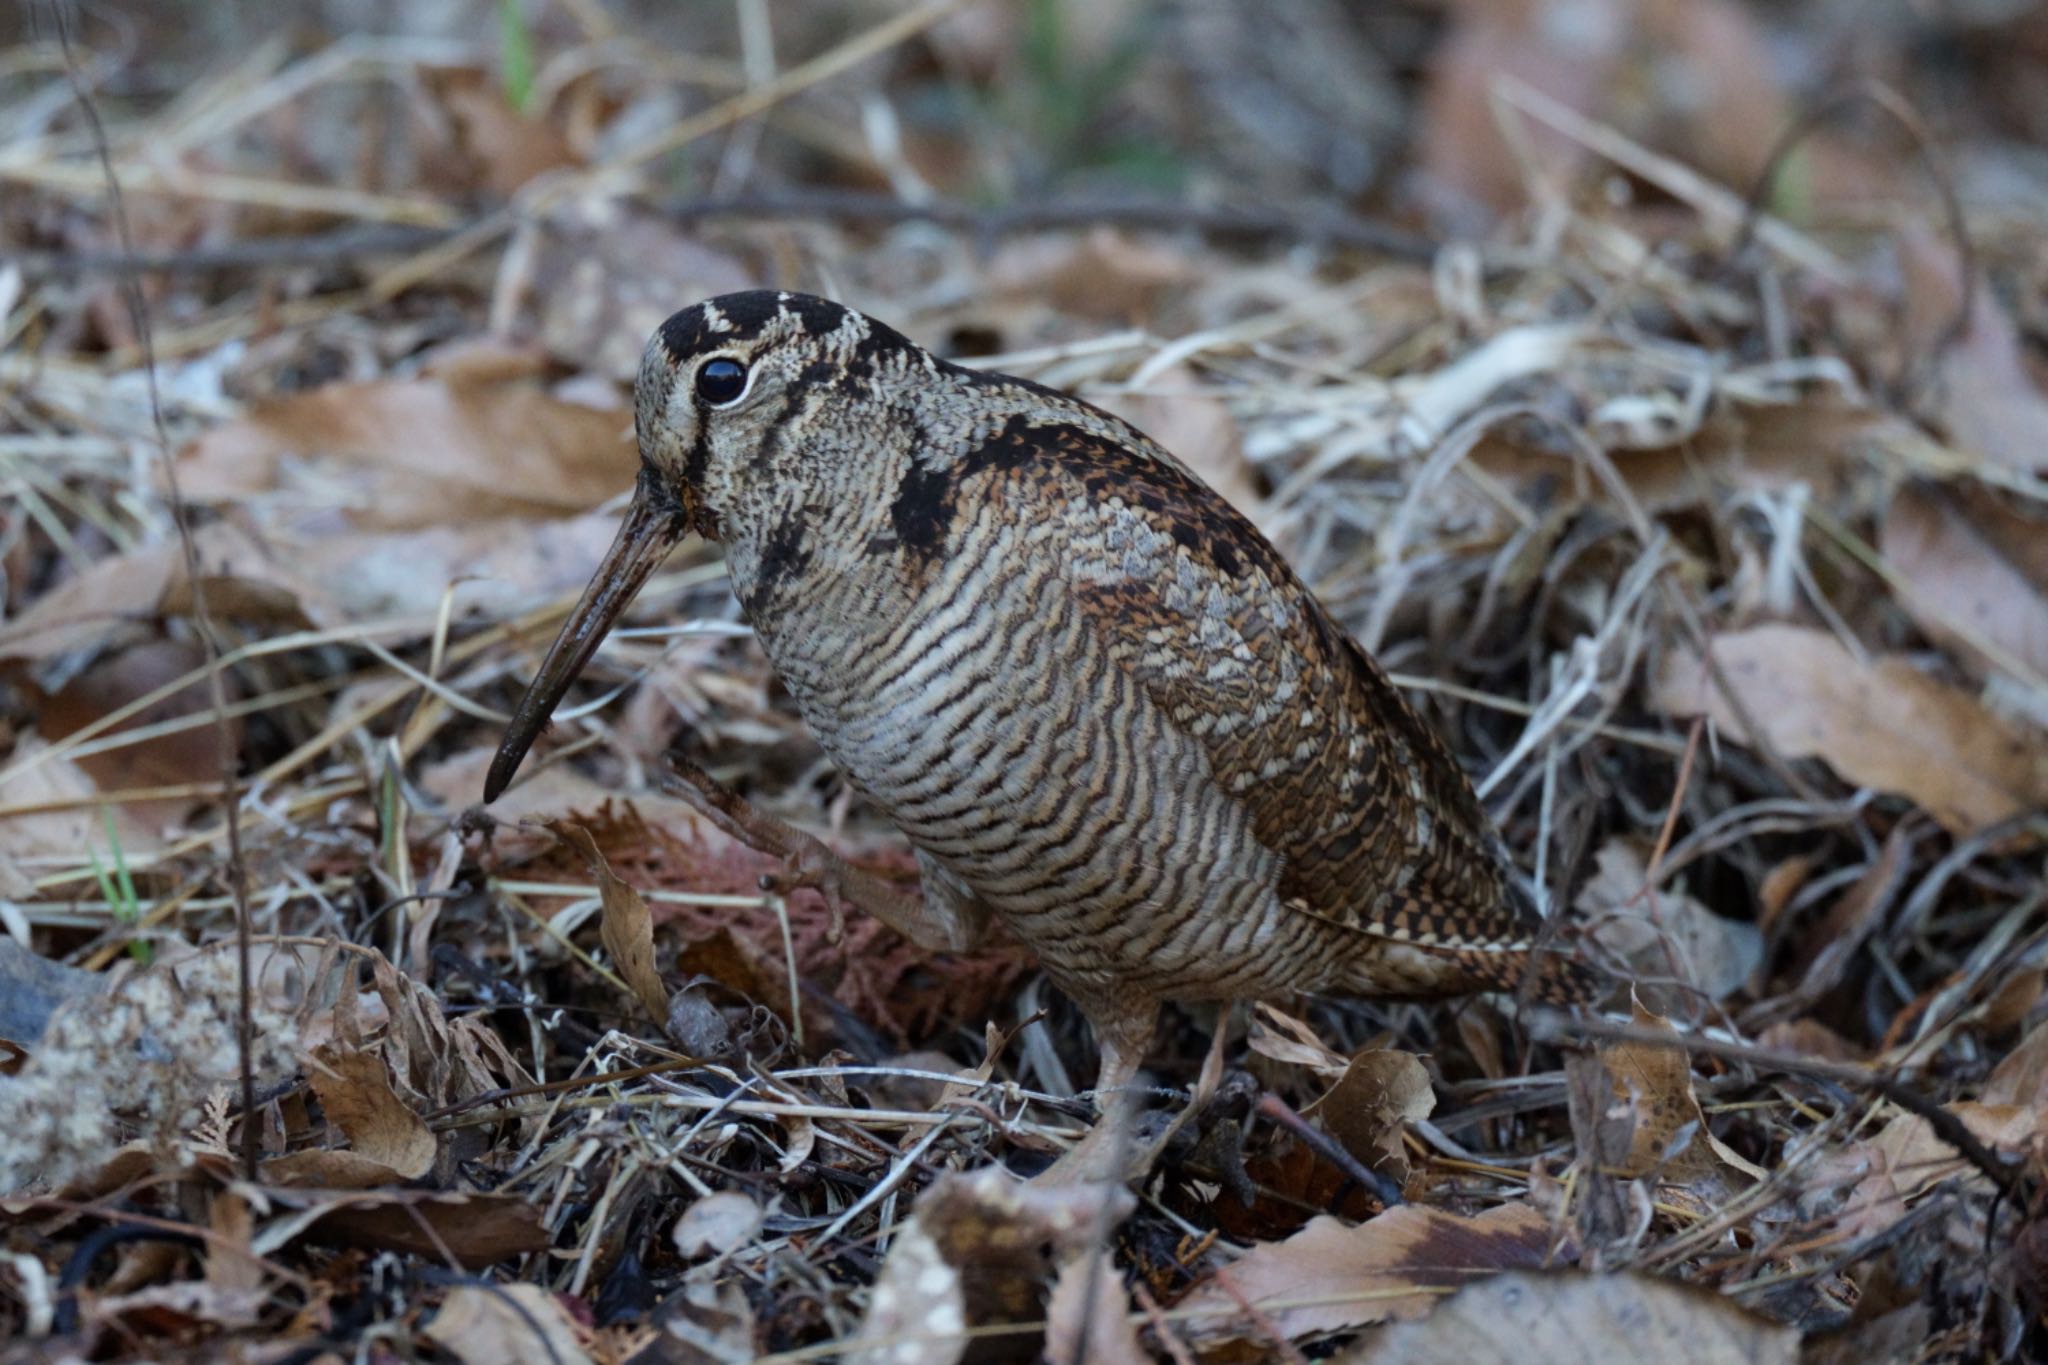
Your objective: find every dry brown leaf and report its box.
[427,68,581,198]
[285,510,624,622]
[645,1278,758,1362]
[39,638,241,822]
[0,521,330,663]
[848,1168,1133,1365]
[1593,998,1764,1190]
[1651,623,2048,835]
[307,1042,436,1181]
[1902,227,2048,475]
[1867,1101,2038,1204]
[1337,1269,1799,1365]
[986,227,1200,321]
[1308,1049,1435,1188]
[1248,1002,1351,1074]
[1575,838,1761,1007]
[281,1190,551,1267]
[549,821,669,1021]
[259,1148,412,1190]
[422,1281,592,1365]
[1043,1250,1149,1365]
[1179,1202,1562,1344]
[204,1191,262,1298]
[1882,482,2048,684]
[175,372,634,532]
[0,737,163,896]
[1985,1016,2048,1111]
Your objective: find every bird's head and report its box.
[484,290,918,803]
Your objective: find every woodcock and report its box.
[487,290,1588,1122]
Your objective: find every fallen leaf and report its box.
[423,1281,592,1365]
[1589,998,1765,1191]
[645,1277,757,1363]
[1882,481,2048,685]
[1308,1049,1435,1188]
[39,638,242,822]
[259,1148,413,1190]
[427,67,581,198]
[1248,1002,1350,1074]
[0,521,329,663]
[987,227,1200,321]
[292,1190,551,1267]
[1902,226,2048,475]
[285,509,626,622]
[549,821,669,1021]
[1984,1016,2048,1111]
[1178,1202,1563,1344]
[1651,623,2048,835]
[1043,1249,1149,1365]
[1888,1102,2040,1179]
[847,1168,1133,1365]
[307,1042,437,1181]
[1575,839,1762,1007]
[1337,1269,1798,1364]
[175,370,634,532]
[672,1190,763,1259]
[0,736,164,892]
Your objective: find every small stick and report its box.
[1254,1093,1404,1208]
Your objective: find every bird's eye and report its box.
[695,357,748,406]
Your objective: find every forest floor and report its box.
[3,2,2047,1360]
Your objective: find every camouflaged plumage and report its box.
[497,289,1588,1093]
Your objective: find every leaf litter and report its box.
[3,3,2048,1361]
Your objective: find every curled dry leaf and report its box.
[175,369,634,532]
[1248,1001,1351,1074]
[1336,1269,1799,1365]
[1588,998,1765,1194]
[548,821,670,1022]
[307,1041,437,1181]
[1307,1048,1435,1188]
[847,1168,1133,1365]
[1178,1202,1563,1345]
[1574,838,1761,1008]
[1651,623,2048,835]
[422,1281,593,1365]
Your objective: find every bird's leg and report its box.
[660,753,968,952]
[1035,997,1160,1185]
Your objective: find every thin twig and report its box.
[48,0,262,1181]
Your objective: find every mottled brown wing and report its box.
[1011,416,1539,956]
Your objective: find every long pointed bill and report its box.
[485,476,687,802]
